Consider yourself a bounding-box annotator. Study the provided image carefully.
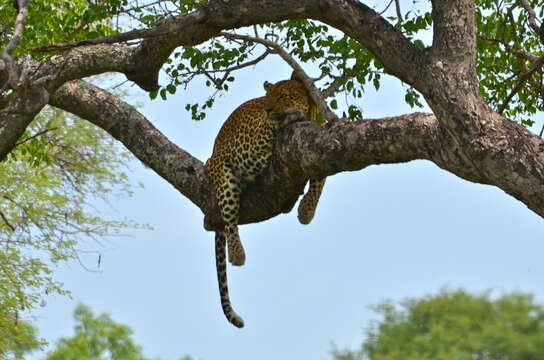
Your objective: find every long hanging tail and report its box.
[215,231,244,328]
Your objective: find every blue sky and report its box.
[30,56,544,360]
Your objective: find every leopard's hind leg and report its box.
[298,177,326,225]
[216,163,246,266]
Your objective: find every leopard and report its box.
[205,73,326,328]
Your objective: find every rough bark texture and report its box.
[1,0,544,228]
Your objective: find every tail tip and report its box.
[230,314,245,328]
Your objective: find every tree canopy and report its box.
[331,289,544,360]
[1,302,193,360]
[0,0,544,341]
[46,303,154,360]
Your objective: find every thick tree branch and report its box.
[49,80,213,213]
[49,80,444,230]
[431,0,477,75]
[33,45,137,90]
[0,84,49,161]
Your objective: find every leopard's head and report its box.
[263,79,310,127]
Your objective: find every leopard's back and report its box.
[206,96,274,183]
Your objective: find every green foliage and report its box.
[153,3,436,120]
[0,317,42,359]
[333,289,544,360]
[45,304,195,360]
[145,1,543,126]
[476,0,544,124]
[0,107,143,355]
[0,0,123,53]
[46,304,151,360]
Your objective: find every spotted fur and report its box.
[205,76,325,327]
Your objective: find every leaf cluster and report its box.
[0,0,124,55]
[359,289,544,360]
[476,0,544,125]
[46,304,149,360]
[45,303,193,360]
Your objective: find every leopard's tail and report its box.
[215,231,245,328]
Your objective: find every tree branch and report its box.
[14,127,58,147]
[49,80,213,213]
[1,0,28,61]
[49,80,445,229]
[0,210,16,232]
[431,0,476,73]
[1,0,28,89]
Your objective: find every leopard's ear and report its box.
[290,71,300,81]
[263,81,272,91]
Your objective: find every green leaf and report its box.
[413,39,425,49]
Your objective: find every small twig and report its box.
[321,76,345,98]
[212,50,270,74]
[14,127,58,147]
[498,55,544,114]
[110,79,130,90]
[322,58,365,98]
[379,0,394,16]
[504,5,519,46]
[120,0,164,13]
[394,0,403,23]
[0,211,15,232]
